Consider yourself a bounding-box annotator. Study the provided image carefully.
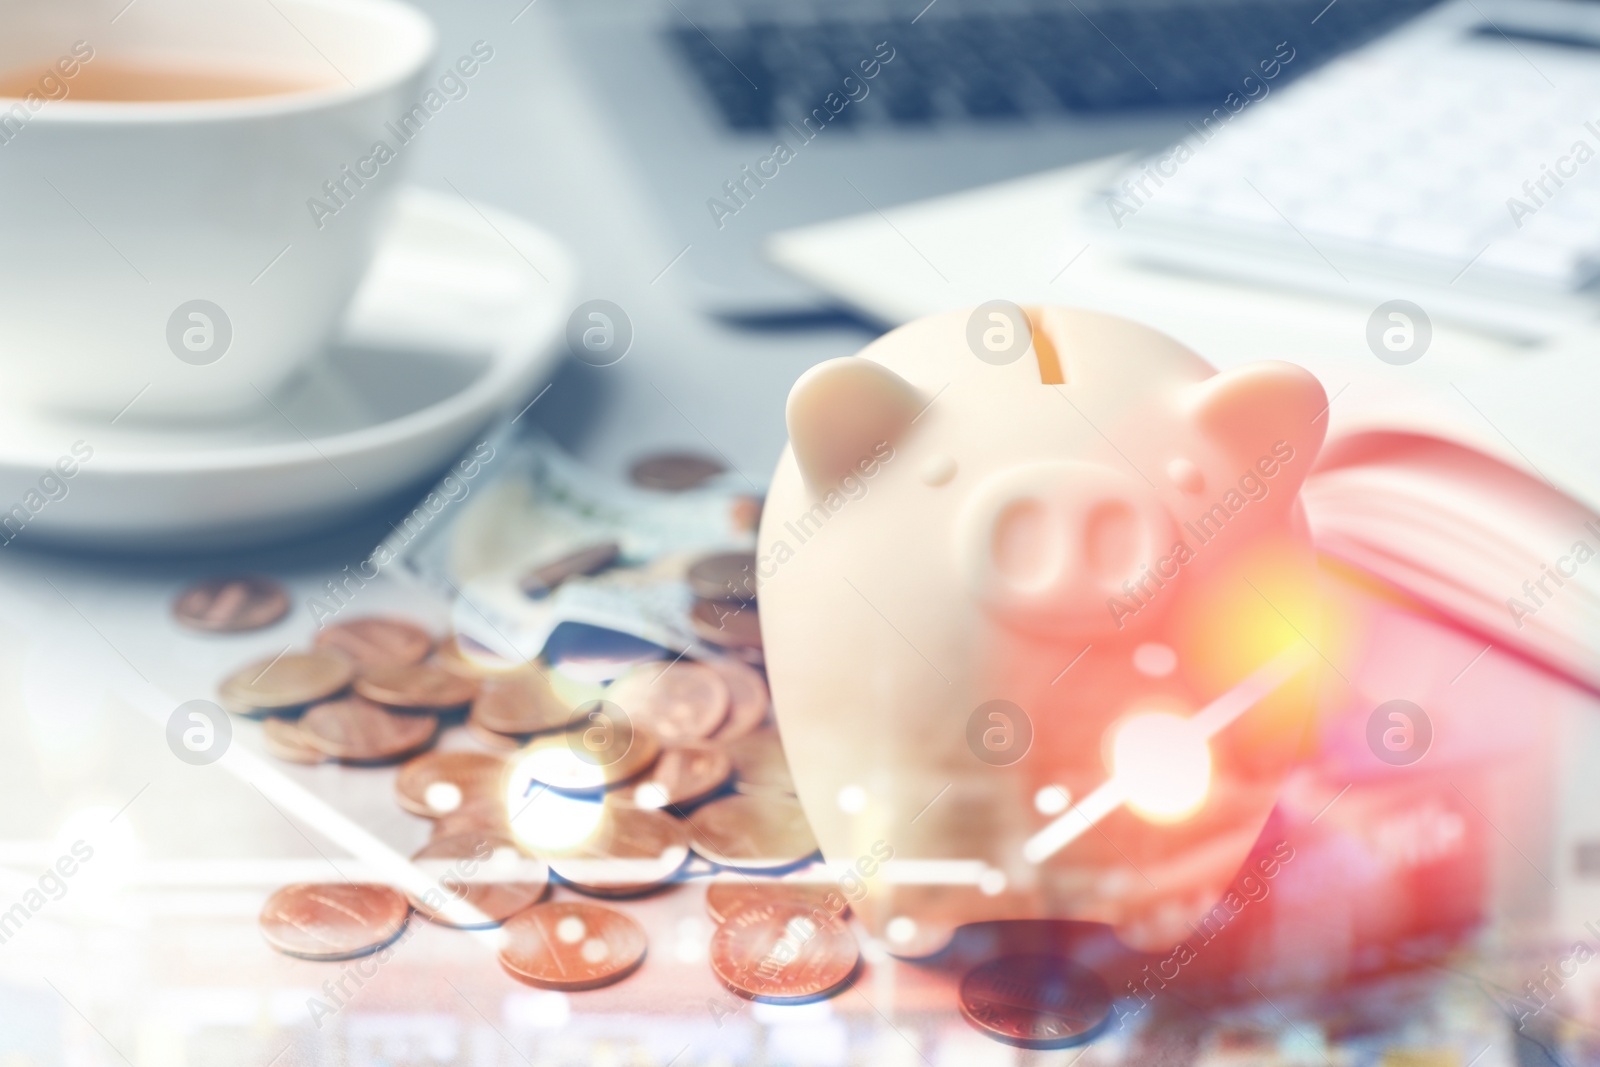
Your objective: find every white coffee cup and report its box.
[0,0,435,420]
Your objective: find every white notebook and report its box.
[766,157,1600,688]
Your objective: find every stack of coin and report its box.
[215,616,479,766]
[434,633,524,679]
[218,650,355,720]
[218,560,950,1013]
[686,550,763,665]
[627,742,732,811]
[354,662,479,714]
[605,660,730,743]
[502,654,779,813]
[298,696,438,766]
[616,657,772,754]
[722,726,799,796]
[466,665,575,749]
[512,719,661,795]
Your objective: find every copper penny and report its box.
[628,452,724,492]
[355,662,479,711]
[259,883,409,961]
[431,797,512,840]
[498,901,648,990]
[630,742,731,811]
[466,717,526,751]
[959,956,1112,1049]
[520,541,620,596]
[690,598,763,650]
[395,751,507,818]
[174,576,289,633]
[510,712,659,793]
[705,658,769,742]
[725,728,796,795]
[261,717,327,765]
[706,881,847,925]
[314,617,433,668]
[688,551,758,603]
[407,831,549,928]
[710,901,859,1003]
[219,649,354,712]
[471,667,571,736]
[729,643,765,668]
[605,661,728,744]
[543,805,690,898]
[434,634,525,679]
[299,696,437,764]
[687,793,818,871]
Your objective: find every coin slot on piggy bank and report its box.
[757,304,1327,957]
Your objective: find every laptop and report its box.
[550,0,1441,319]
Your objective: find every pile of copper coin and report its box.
[685,550,763,663]
[190,543,878,1007]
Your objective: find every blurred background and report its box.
[9,0,1600,1064]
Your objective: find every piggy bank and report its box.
[756,305,1327,953]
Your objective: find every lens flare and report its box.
[1111,711,1211,822]
[504,775,605,853]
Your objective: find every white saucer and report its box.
[0,188,577,551]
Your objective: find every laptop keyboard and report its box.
[668,0,1443,131]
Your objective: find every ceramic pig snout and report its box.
[961,462,1177,638]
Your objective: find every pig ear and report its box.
[1187,361,1327,480]
[787,357,922,491]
